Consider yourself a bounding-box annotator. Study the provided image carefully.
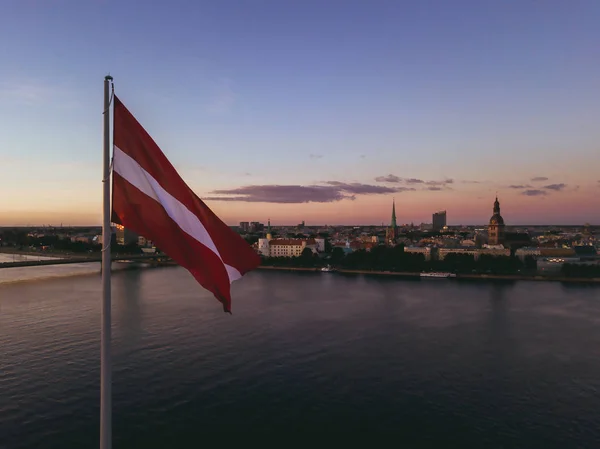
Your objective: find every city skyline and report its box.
[1,1,600,226]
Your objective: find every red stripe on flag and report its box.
[113,172,234,310]
[111,96,261,312]
[113,95,258,277]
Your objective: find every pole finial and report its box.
[105,74,113,81]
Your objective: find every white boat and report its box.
[420,272,456,278]
[321,266,336,272]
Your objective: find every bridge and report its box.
[0,253,173,269]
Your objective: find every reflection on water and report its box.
[1,268,600,447]
[0,253,58,263]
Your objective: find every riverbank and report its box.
[0,248,67,258]
[257,266,600,284]
[2,251,598,284]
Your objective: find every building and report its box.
[249,222,264,232]
[574,245,599,261]
[257,238,321,258]
[385,199,399,245]
[115,224,138,245]
[438,247,510,260]
[239,222,249,232]
[432,210,447,232]
[488,196,506,246]
[334,241,379,253]
[404,246,433,261]
[266,219,273,240]
[515,247,542,260]
[503,232,531,250]
[138,236,153,248]
[438,247,480,260]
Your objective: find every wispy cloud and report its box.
[309,154,323,160]
[204,181,414,203]
[359,154,366,159]
[461,180,482,184]
[375,174,453,188]
[531,176,549,182]
[426,178,454,186]
[508,184,532,189]
[427,186,443,191]
[522,189,547,196]
[544,183,567,191]
[325,181,413,194]
[206,78,235,115]
[0,80,75,106]
[375,174,402,183]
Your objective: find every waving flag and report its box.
[111,95,260,312]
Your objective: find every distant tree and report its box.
[524,256,537,271]
[244,235,259,245]
[299,248,314,267]
[330,247,345,264]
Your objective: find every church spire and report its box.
[266,218,272,240]
[493,195,500,214]
[391,198,397,228]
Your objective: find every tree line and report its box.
[561,263,600,278]
[261,244,538,275]
[0,232,141,256]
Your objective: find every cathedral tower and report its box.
[386,199,399,245]
[266,219,273,241]
[488,196,505,245]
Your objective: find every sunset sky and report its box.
[1,0,599,226]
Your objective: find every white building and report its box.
[258,238,320,257]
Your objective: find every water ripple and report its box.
[1,268,600,447]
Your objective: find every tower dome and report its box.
[266,219,272,240]
[488,196,505,245]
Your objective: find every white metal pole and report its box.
[101,74,113,449]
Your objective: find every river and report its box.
[1,264,600,448]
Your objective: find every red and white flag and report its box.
[111,96,261,312]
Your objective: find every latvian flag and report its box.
[111,96,261,313]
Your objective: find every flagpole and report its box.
[101,74,113,449]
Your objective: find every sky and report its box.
[1,0,599,226]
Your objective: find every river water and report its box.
[1,264,600,448]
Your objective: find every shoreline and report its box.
[257,266,600,284]
[0,248,80,259]
[1,250,597,284]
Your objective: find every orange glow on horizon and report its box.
[1,186,597,226]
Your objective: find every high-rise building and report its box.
[239,222,250,232]
[249,222,264,232]
[432,210,447,232]
[115,224,138,245]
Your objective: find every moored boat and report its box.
[420,272,456,278]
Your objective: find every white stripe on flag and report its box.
[112,145,243,283]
